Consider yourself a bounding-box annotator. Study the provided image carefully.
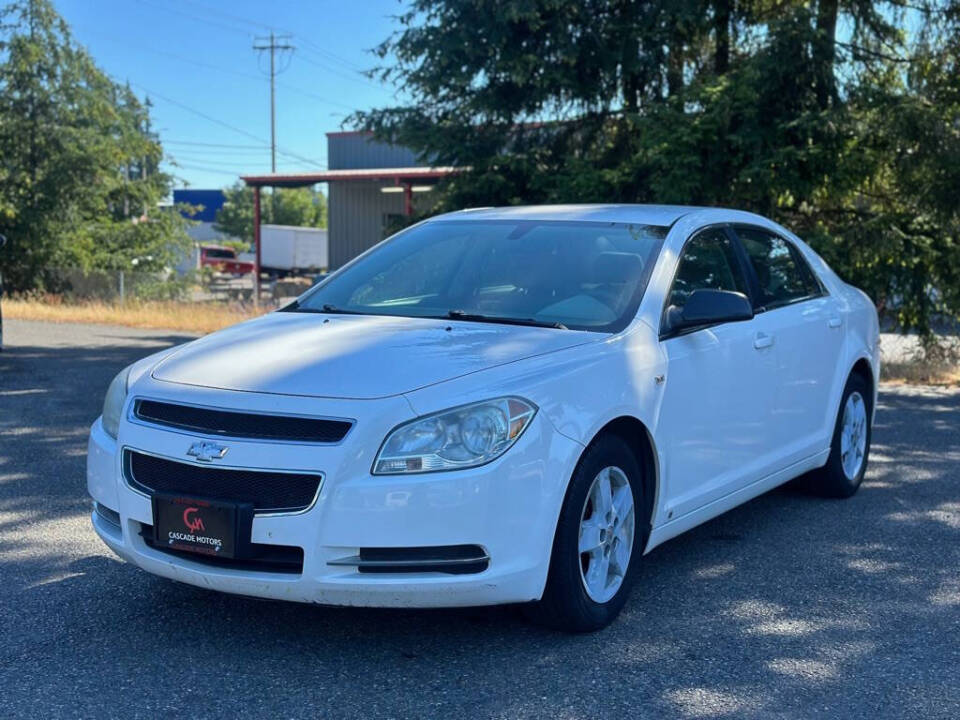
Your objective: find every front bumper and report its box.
[87,391,582,608]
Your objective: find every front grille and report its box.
[126,450,322,514]
[134,399,353,443]
[140,523,304,574]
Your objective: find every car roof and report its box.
[430,204,708,227]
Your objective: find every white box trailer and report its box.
[260,224,328,275]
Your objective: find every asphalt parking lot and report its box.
[1,318,958,719]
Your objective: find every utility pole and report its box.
[253,31,294,174]
[252,32,293,306]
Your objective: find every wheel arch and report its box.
[850,356,875,402]
[840,354,877,424]
[586,416,659,552]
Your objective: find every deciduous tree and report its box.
[0,0,189,290]
[214,183,327,247]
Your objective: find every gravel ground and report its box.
[1,319,958,720]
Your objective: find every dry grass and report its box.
[4,296,270,334]
[881,360,960,386]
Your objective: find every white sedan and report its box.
[88,205,879,631]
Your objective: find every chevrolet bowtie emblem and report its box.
[186,441,229,462]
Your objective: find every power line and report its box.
[178,0,272,32]
[165,162,251,177]
[298,42,366,73]
[164,140,271,149]
[164,147,273,156]
[166,155,270,167]
[136,0,385,90]
[165,143,328,165]
[275,79,357,111]
[75,25,357,111]
[175,0,374,75]
[295,53,384,92]
[132,82,327,169]
[134,0,254,38]
[131,83,266,144]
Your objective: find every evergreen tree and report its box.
[355,0,960,345]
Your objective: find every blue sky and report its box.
[56,0,405,190]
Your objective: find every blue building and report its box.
[173,189,227,223]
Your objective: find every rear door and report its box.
[732,226,843,466]
[655,227,778,520]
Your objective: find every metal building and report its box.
[172,188,236,245]
[172,188,227,223]
[242,132,455,273]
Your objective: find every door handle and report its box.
[828,316,842,329]
[753,332,774,349]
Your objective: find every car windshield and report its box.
[293,219,667,332]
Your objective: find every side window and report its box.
[793,249,824,297]
[736,228,816,310]
[667,230,749,310]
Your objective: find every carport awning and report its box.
[241,166,458,188]
[241,166,459,290]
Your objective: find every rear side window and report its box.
[735,228,817,310]
[667,229,749,309]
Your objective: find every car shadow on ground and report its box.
[1,329,958,718]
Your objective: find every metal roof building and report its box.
[242,132,455,273]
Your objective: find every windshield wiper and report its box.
[284,303,368,315]
[445,310,567,330]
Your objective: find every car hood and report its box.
[151,311,596,399]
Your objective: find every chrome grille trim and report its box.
[129,396,355,446]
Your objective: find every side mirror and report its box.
[665,289,754,334]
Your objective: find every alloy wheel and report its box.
[840,391,868,480]
[578,466,635,603]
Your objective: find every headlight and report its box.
[101,366,132,439]
[373,397,537,474]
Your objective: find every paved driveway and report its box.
[1,319,958,719]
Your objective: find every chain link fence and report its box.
[40,267,242,303]
[34,267,316,304]
[41,267,180,302]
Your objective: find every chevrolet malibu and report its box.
[88,205,879,631]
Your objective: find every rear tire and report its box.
[525,435,646,632]
[809,372,872,498]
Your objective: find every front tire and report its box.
[526,435,646,632]
[809,372,873,498]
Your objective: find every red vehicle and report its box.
[199,245,254,275]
